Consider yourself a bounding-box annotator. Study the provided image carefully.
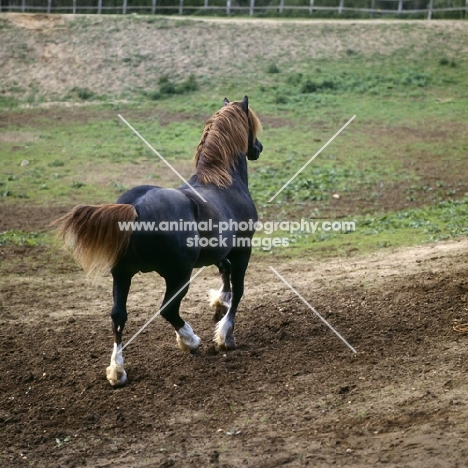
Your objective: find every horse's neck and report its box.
[195,151,250,187]
[233,153,249,186]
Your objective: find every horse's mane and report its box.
[194,101,262,188]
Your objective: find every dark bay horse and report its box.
[54,96,263,387]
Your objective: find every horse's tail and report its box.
[52,204,138,277]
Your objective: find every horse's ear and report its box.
[223,97,230,107]
[241,96,249,114]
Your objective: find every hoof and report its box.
[213,314,235,350]
[217,336,236,351]
[177,334,201,352]
[176,322,201,353]
[107,343,126,387]
[106,366,127,387]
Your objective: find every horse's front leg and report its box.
[209,258,232,322]
[214,250,250,351]
[106,272,132,387]
[161,273,201,353]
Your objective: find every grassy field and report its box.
[1,14,467,258]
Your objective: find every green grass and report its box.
[0,230,45,247]
[0,109,202,203]
[0,18,467,259]
[251,197,468,258]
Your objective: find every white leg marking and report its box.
[106,343,127,387]
[209,288,232,310]
[214,312,234,348]
[176,322,201,352]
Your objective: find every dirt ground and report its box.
[1,201,468,467]
[2,13,468,468]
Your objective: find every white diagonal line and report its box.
[118,114,207,203]
[269,266,357,354]
[120,266,206,353]
[268,115,356,203]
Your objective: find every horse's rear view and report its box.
[53,96,263,387]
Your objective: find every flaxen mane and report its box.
[194,101,262,188]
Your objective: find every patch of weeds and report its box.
[71,181,86,189]
[286,72,303,86]
[282,196,468,257]
[252,161,389,206]
[67,87,98,101]
[0,19,12,29]
[147,90,161,101]
[49,159,65,167]
[55,435,72,448]
[24,168,45,179]
[439,58,456,67]
[0,94,19,108]
[301,80,318,93]
[26,88,40,105]
[76,87,95,100]
[176,74,198,94]
[7,85,25,94]
[378,241,392,248]
[148,74,199,100]
[285,66,436,97]
[276,94,288,104]
[400,71,431,87]
[267,63,280,74]
[142,17,174,28]
[113,182,129,193]
[361,198,468,239]
[0,230,44,247]
[159,75,177,96]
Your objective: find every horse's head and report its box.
[223,96,263,161]
[194,96,263,188]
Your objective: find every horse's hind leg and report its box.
[106,271,132,387]
[161,273,201,353]
[214,251,250,351]
[209,258,232,322]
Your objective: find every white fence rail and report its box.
[0,0,467,19]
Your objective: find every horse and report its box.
[53,96,263,387]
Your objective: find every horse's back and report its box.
[117,186,193,221]
[117,185,160,205]
[116,186,200,275]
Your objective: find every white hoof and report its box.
[176,322,201,352]
[106,343,127,387]
[214,313,235,350]
[106,367,127,387]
